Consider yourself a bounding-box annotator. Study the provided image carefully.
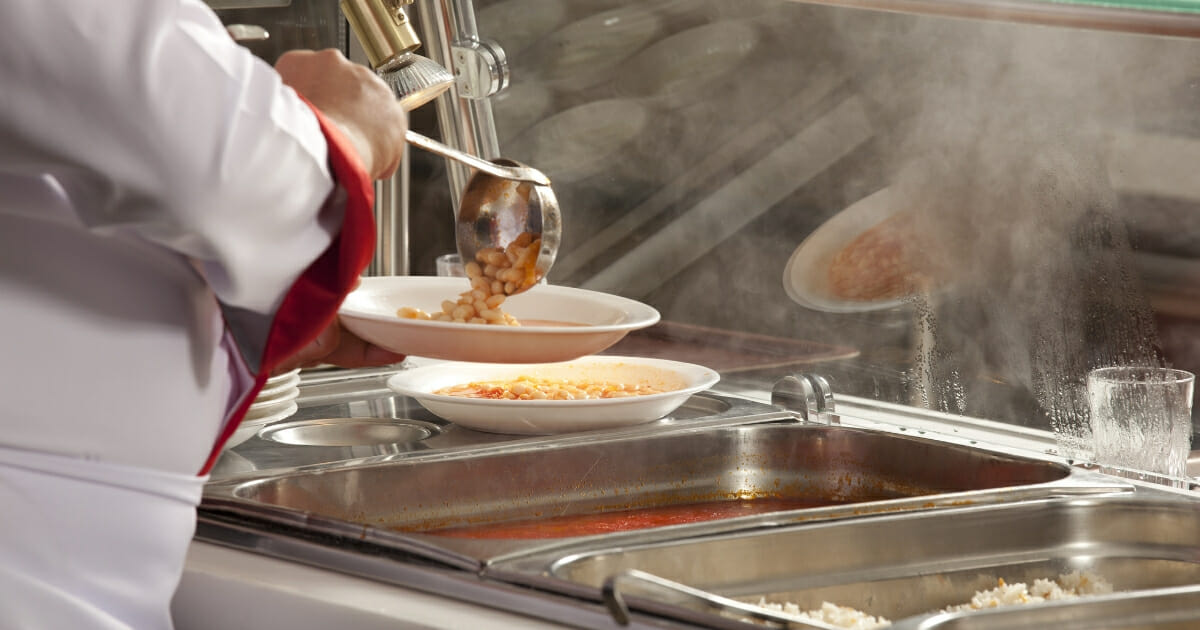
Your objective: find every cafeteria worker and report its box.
[0,0,408,626]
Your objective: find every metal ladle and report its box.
[406,130,561,293]
[339,0,561,290]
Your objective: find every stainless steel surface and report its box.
[370,143,409,276]
[342,0,451,278]
[192,516,678,630]
[491,492,1200,628]
[772,374,838,425]
[224,24,270,41]
[197,367,1200,628]
[215,372,781,475]
[380,53,456,110]
[456,159,561,292]
[407,130,549,185]
[602,569,842,630]
[401,127,562,290]
[451,37,509,100]
[206,418,1084,571]
[259,417,437,447]
[415,0,503,212]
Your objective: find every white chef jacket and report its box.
[0,1,375,627]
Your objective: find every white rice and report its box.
[939,570,1113,613]
[754,599,891,630]
[753,570,1112,629]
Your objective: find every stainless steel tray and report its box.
[202,419,1111,572]
[489,492,1200,628]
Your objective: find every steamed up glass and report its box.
[1086,366,1194,481]
[436,253,466,277]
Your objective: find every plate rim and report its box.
[240,401,299,427]
[783,186,910,313]
[385,355,720,408]
[339,276,661,333]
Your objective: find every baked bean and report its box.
[483,250,507,267]
[435,375,672,400]
[396,231,542,326]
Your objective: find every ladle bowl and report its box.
[406,130,561,293]
[456,159,561,290]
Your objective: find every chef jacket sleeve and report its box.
[0,0,351,320]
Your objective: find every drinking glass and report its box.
[1087,366,1194,482]
[436,253,465,277]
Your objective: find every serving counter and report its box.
[174,363,1200,629]
[195,0,1200,625]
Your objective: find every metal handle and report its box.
[771,374,837,425]
[224,24,269,42]
[601,569,842,630]
[341,0,422,71]
[405,129,550,186]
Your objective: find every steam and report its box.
[483,0,1200,450]
[835,13,1188,452]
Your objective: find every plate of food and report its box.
[386,356,719,434]
[339,276,660,363]
[784,187,943,313]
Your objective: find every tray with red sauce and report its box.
[206,420,1074,576]
[425,497,844,539]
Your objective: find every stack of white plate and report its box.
[225,369,302,450]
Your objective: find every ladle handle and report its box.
[601,569,842,629]
[405,130,551,186]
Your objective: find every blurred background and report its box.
[214,0,1200,449]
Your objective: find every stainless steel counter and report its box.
[195,365,1200,629]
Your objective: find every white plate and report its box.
[256,373,301,400]
[783,187,910,313]
[265,368,301,385]
[225,402,299,450]
[386,356,719,434]
[245,391,299,419]
[248,386,299,411]
[339,276,660,363]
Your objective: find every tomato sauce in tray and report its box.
[422,498,845,539]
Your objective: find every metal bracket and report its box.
[771,374,837,425]
[451,38,509,99]
[225,24,269,42]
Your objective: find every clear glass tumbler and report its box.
[435,253,465,277]
[1087,366,1194,482]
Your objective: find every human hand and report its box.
[271,318,406,375]
[274,49,408,180]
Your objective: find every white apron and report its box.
[0,448,208,629]
[0,0,376,627]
